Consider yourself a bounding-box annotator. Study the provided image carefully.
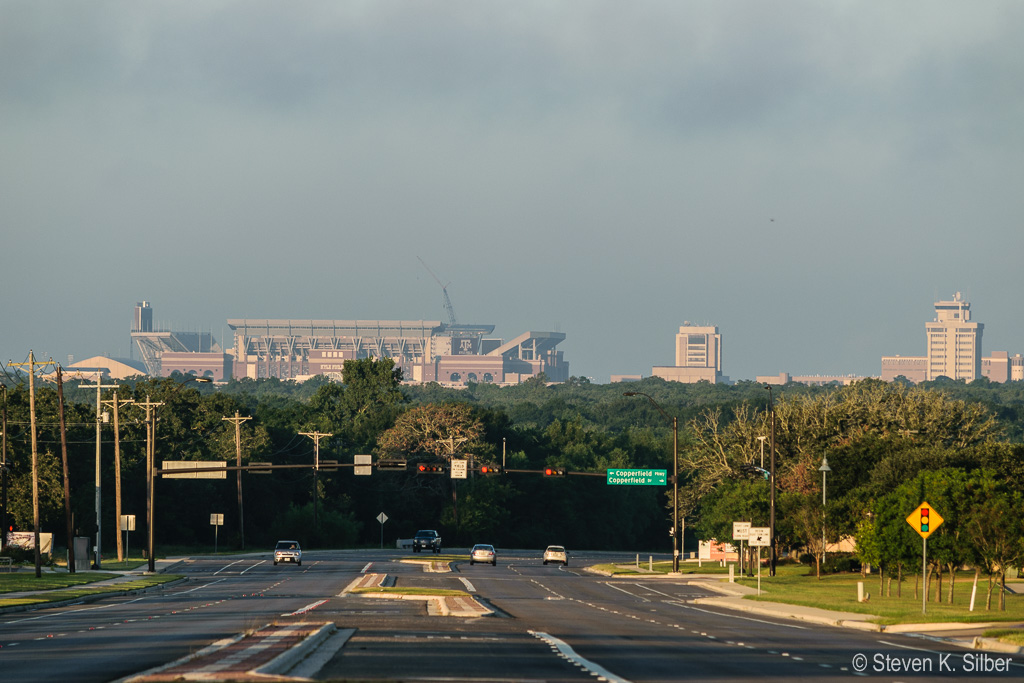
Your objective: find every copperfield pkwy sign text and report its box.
[606,469,668,486]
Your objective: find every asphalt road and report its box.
[0,548,1021,682]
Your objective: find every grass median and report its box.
[0,571,182,609]
[736,565,1024,625]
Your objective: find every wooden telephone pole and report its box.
[9,351,49,578]
[299,431,332,530]
[136,396,163,573]
[222,412,251,549]
[102,392,133,562]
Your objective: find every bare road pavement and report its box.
[1,550,1022,682]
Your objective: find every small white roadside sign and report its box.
[451,459,468,479]
[748,527,771,546]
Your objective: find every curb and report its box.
[688,581,1024,652]
[256,622,337,676]
[0,576,189,615]
[358,591,493,617]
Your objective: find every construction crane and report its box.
[417,256,458,326]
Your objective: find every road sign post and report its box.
[376,512,388,549]
[733,522,751,576]
[210,514,224,554]
[906,502,944,614]
[747,527,771,595]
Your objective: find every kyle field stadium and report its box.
[129,302,568,386]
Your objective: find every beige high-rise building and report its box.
[925,292,983,381]
[652,323,722,384]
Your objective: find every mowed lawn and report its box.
[737,565,1024,625]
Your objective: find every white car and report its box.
[543,545,568,566]
[470,544,497,566]
[274,540,302,566]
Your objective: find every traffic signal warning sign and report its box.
[906,501,944,539]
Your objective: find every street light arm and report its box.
[622,391,672,425]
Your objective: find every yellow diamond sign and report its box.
[906,501,943,539]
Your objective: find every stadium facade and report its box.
[131,303,568,385]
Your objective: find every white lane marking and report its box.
[459,578,476,593]
[213,560,246,575]
[531,631,631,683]
[240,560,265,574]
[3,597,148,624]
[602,582,651,602]
[680,605,808,629]
[171,578,228,595]
[287,599,327,616]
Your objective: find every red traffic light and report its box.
[480,465,502,475]
[543,467,565,477]
[416,464,445,474]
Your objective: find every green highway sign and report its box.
[607,469,667,486]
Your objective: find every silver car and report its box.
[543,545,568,565]
[470,544,497,566]
[274,540,302,566]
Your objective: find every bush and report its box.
[798,552,815,566]
[823,554,861,574]
[0,546,37,564]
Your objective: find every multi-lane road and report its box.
[0,548,1019,681]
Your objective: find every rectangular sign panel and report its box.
[354,454,373,476]
[162,461,227,479]
[451,459,468,480]
[606,469,668,486]
[748,527,772,547]
[732,521,751,541]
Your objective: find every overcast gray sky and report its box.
[3,2,1022,383]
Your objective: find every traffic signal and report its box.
[479,465,503,475]
[920,507,930,534]
[543,467,565,477]
[416,463,445,474]
[376,459,408,471]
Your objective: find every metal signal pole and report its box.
[223,412,252,549]
[79,376,118,568]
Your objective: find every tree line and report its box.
[2,362,1023,597]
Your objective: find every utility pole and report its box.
[1,384,8,552]
[102,392,133,562]
[55,367,76,572]
[765,384,777,577]
[10,351,48,578]
[79,376,118,568]
[136,396,164,573]
[223,412,251,549]
[300,432,332,531]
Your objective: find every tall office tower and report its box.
[675,323,722,371]
[926,293,983,381]
[653,322,722,383]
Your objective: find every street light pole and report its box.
[764,385,777,577]
[624,392,680,573]
[819,456,831,564]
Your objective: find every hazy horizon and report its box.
[3,2,1022,382]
